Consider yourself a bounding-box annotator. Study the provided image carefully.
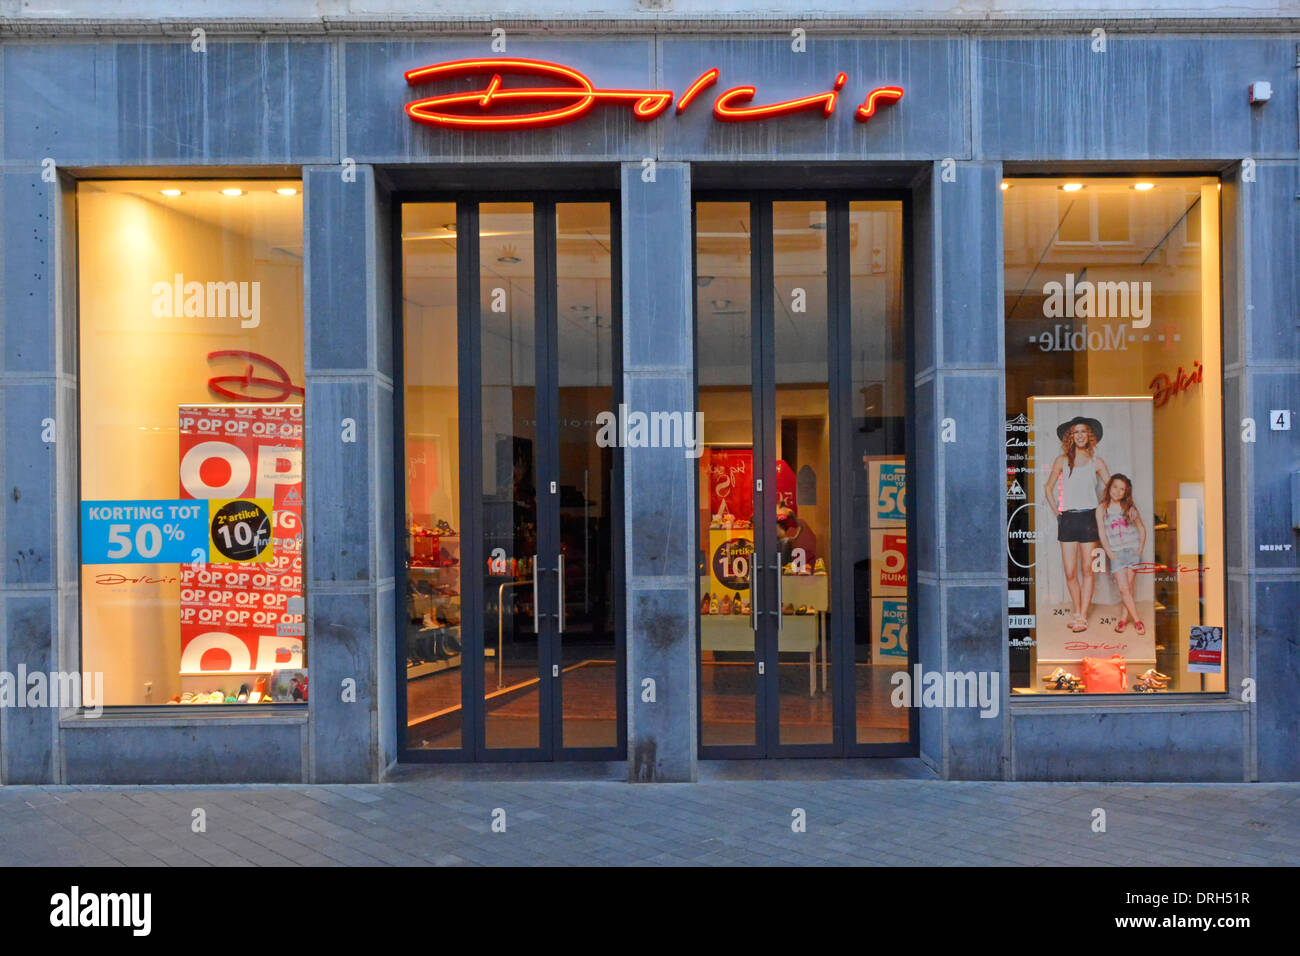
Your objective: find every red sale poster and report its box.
[178,404,305,675]
[406,437,440,524]
[706,448,754,524]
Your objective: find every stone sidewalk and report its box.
[0,770,1296,866]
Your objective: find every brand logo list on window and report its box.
[403,58,904,130]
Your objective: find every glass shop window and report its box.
[1003,176,1225,697]
[77,180,307,708]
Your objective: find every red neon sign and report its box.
[404,58,903,130]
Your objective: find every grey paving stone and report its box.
[0,780,1297,866]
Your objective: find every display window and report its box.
[1002,176,1225,695]
[77,180,306,707]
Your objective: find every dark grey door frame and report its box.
[394,191,626,763]
[694,190,918,760]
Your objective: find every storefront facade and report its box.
[1,13,1297,784]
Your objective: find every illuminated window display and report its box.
[78,180,306,707]
[1003,176,1225,695]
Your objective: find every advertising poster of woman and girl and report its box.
[1028,396,1157,664]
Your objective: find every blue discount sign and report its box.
[81,500,209,565]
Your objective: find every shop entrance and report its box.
[398,196,624,761]
[694,195,914,757]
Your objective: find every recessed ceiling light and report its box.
[1061,183,1084,192]
[220,187,244,197]
[442,222,457,232]
[276,187,298,196]
[569,304,591,313]
[1132,182,1155,191]
[1000,182,1011,191]
[497,255,521,264]
[711,299,732,311]
[159,188,183,197]
[809,221,827,231]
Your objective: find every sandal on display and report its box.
[720,595,732,615]
[1042,667,1065,684]
[236,684,249,704]
[783,602,794,615]
[1138,668,1169,681]
[249,677,267,704]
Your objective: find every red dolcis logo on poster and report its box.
[708,448,753,524]
[178,404,305,675]
[403,58,904,130]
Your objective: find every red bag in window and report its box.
[1081,655,1127,693]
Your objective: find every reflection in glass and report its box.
[696,202,759,748]
[402,203,464,749]
[555,203,618,749]
[772,201,833,746]
[849,202,909,744]
[479,203,543,749]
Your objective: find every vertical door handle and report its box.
[531,554,540,633]
[552,664,559,678]
[775,552,783,633]
[749,551,759,632]
[758,661,765,675]
[556,552,565,633]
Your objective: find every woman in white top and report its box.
[1042,417,1111,633]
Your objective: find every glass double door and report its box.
[695,196,913,757]
[401,197,622,760]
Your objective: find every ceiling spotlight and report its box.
[276,187,298,196]
[697,276,714,288]
[1132,182,1155,191]
[442,223,457,232]
[497,243,521,264]
[220,187,244,197]
[711,299,732,311]
[569,304,591,313]
[159,188,183,197]
[1000,182,1011,191]
[809,221,827,230]
[1061,183,1084,193]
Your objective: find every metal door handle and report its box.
[775,552,783,633]
[556,552,565,634]
[531,554,540,633]
[749,552,758,632]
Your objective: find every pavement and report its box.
[0,761,1296,866]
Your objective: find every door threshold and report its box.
[387,760,627,783]
[698,757,934,781]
